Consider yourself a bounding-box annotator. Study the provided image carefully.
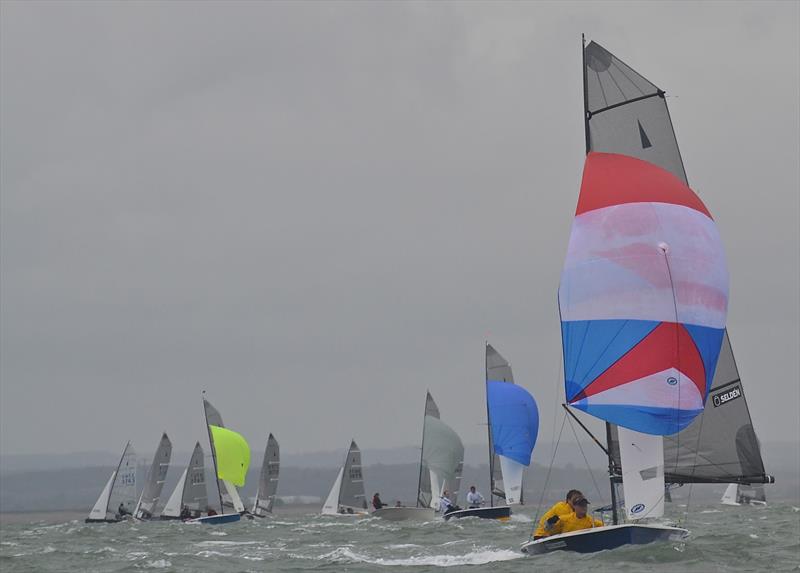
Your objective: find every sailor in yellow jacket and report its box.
[546,497,603,536]
[533,489,584,539]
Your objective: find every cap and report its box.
[574,497,590,506]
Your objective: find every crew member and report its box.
[545,497,603,535]
[466,486,485,509]
[533,489,583,539]
[372,492,387,510]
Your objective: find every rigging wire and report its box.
[565,412,606,506]
[531,412,567,539]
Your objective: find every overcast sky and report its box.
[1,1,798,460]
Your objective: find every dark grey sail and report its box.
[134,433,172,519]
[253,434,280,516]
[663,332,772,484]
[583,40,772,490]
[485,344,515,505]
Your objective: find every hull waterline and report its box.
[520,523,688,554]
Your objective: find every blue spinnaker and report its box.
[487,381,539,466]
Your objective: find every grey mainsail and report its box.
[583,40,772,490]
[161,442,208,518]
[485,344,515,505]
[253,434,280,516]
[134,433,172,519]
[339,440,367,511]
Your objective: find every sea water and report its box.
[1,504,798,572]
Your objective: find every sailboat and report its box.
[252,434,280,516]
[721,483,767,507]
[372,392,452,521]
[133,433,172,520]
[200,396,248,519]
[86,442,137,523]
[187,395,251,524]
[523,37,730,554]
[161,442,209,520]
[321,440,368,515]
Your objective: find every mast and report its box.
[416,393,428,508]
[484,342,495,508]
[582,33,590,155]
[202,391,224,513]
[581,33,619,525]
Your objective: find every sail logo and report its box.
[712,385,741,407]
[630,503,646,514]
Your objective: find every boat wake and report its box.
[312,545,523,567]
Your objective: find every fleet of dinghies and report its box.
[84,37,773,558]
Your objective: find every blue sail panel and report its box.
[487,381,539,466]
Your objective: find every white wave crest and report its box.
[317,546,523,567]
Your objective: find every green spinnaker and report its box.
[209,425,251,487]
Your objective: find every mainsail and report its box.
[420,395,464,508]
[203,397,246,513]
[485,344,539,506]
[563,39,731,523]
[584,40,772,489]
[88,441,137,521]
[322,440,367,513]
[162,442,208,518]
[416,392,440,508]
[253,434,280,516]
[134,433,172,519]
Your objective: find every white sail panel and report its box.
[618,427,665,520]
[338,441,366,511]
[88,473,115,521]
[321,467,344,514]
[222,479,245,513]
[720,484,739,506]
[497,455,524,505]
[161,469,188,518]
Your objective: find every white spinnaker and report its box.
[618,427,665,520]
[161,469,188,518]
[720,484,739,506]
[135,433,172,518]
[88,473,115,521]
[322,467,344,514]
[422,415,465,506]
[497,455,525,505]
